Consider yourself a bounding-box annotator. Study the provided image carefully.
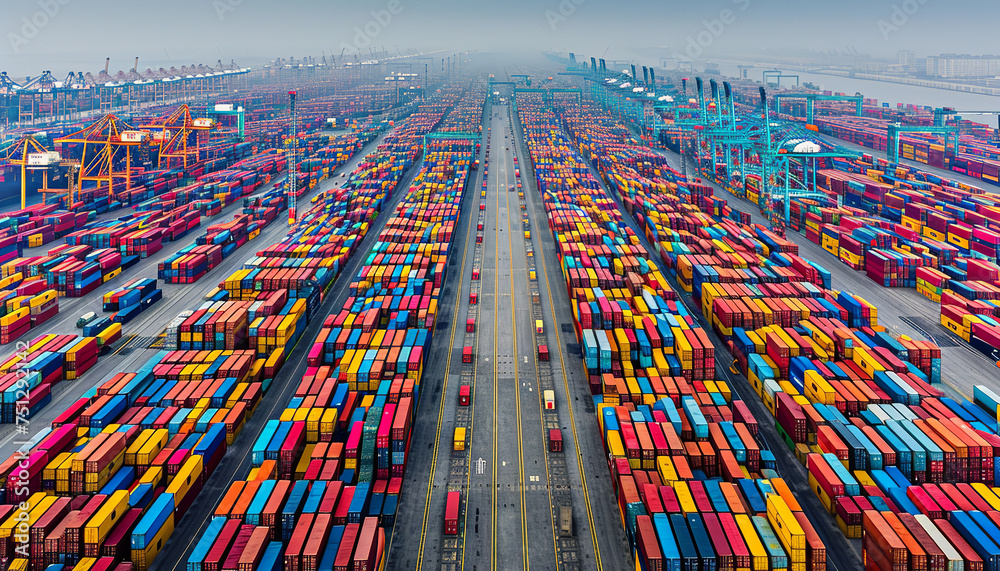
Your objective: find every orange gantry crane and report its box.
[140,104,215,169]
[0,135,82,209]
[1,135,61,209]
[54,114,149,202]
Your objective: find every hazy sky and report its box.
[0,0,993,77]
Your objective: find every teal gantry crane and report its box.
[590,70,859,224]
[208,103,245,141]
[763,70,799,87]
[773,93,864,124]
[887,123,959,164]
[933,107,1000,130]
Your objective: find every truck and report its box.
[444,491,460,535]
[559,506,573,537]
[77,311,98,328]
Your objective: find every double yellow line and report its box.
[490,113,502,571]
[489,105,530,571]
[519,140,561,569]
[502,119,530,571]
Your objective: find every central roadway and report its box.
[389,94,632,571]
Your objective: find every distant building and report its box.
[897,50,916,67]
[926,54,1000,78]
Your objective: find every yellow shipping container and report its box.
[803,370,836,405]
[606,430,625,461]
[295,444,315,479]
[166,455,204,506]
[44,452,72,483]
[306,408,324,442]
[0,493,52,539]
[131,514,174,571]
[972,483,1000,511]
[852,346,885,378]
[736,514,770,571]
[673,481,697,514]
[657,456,677,484]
[767,495,805,555]
[137,429,169,466]
[84,489,130,546]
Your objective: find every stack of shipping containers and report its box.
[578,85,1000,571]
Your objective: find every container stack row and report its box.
[581,90,1000,570]
[0,331,109,422]
[938,262,1000,363]
[187,88,482,571]
[101,279,162,326]
[517,94,825,571]
[0,86,471,571]
[66,206,199,255]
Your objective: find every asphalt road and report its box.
[390,100,558,571]
[0,129,396,460]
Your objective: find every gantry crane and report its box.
[1,135,57,209]
[773,93,864,125]
[140,104,215,169]
[588,69,858,224]
[933,107,1000,130]
[40,159,81,207]
[763,71,799,87]
[512,87,582,106]
[55,114,149,201]
[511,74,531,87]
[208,103,246,142]
[887,123,959,164]
[700,83,856,223]
[0,135,82,208]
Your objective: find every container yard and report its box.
[1,6,1000,570]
